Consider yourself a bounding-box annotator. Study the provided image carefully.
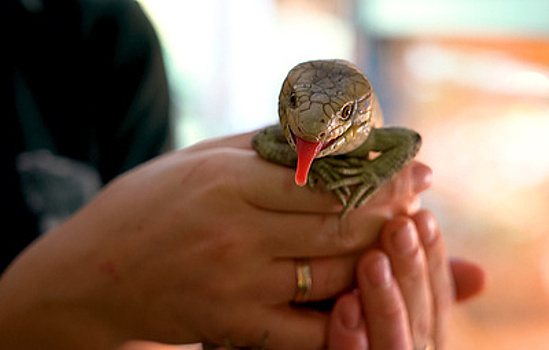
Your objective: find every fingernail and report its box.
[366,254,392,287]
[419,212,438,245]
[392,221,418,255]
[412,163,432,192]
[339,296,361,330]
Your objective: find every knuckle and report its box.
[379,300,408,323]
[205,220,251,261]
[436,285,454,311]
[427,238,450,274]
[403,265,426,285]
[199,229,254,301]
[402,250,428,281]
[320,261,354,296]
[412,313,434,339]
[338,213,385,250]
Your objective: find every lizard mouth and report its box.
[320,137,338,152]
[285,124,346,186]
[285,123,342,155]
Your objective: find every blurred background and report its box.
[137,0,549,348]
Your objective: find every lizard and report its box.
[252,59,422,217]
[203,59,421,350]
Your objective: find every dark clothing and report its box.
[1,0,171,272]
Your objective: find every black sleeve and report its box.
[0,0,171,271]
[80,0,172,182]
[10,0,171,183]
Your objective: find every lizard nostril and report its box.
[319,132,326,139]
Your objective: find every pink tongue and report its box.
[294,136,323,186]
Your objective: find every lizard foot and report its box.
[309,156,384,217]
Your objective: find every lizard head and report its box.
[278,59,380,186]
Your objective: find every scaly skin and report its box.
[253,59,422,217]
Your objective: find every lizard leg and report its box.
[252,125,352,206]
[309,127,421,216]
[309,160,351,205]
[252,124,296,168]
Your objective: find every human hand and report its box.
[327,210,486,350]
[0,131,431,350]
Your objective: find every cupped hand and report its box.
[0,131,432,350]
[327,210,486,350]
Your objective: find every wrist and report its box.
[0,290,122,350]
[0,231,126,349]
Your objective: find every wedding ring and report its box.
[293,258,312,303]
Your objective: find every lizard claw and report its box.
[309,156,383,216]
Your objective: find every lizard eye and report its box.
[341,103,353,120]
[289,91,298,108]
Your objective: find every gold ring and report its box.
[293,258,312,303]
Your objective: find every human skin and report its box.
[0,131,435,349]
[327,210,485,350]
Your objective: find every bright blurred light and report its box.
[404,42,549,244]
[360,0,549,37]
[405,44,549,96]
[139,0,355,147]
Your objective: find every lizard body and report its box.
[203,59,421,349]
[253,59,422,217]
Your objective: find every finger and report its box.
[256,209,385,258]
[357,250,413,350]
[264,255,357,305]
[449,258,486,302]
[357,162,431,216]
[235,306,329,349]
[410,161,433,193]
[236,152,342,213]
[327,293,368,350]
[186,131,256,152]
[372,161,431,203]
[239,143,431,214]
[380,216,433,349]
[412,210,453,349]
